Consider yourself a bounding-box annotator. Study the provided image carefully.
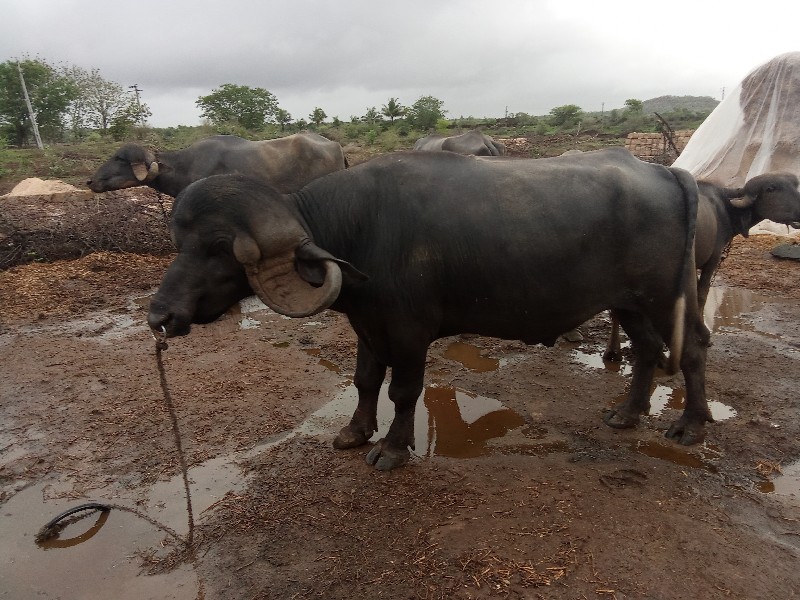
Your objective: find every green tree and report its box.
[309,107,327,126]
[362,106,381,125]
[548,104,583,127]
[405,95,446,130]
[107,101,152,141]
[0,57,78,146]
[64,66,146,135]
[276,108,292,131]
[196,84,278,130]
[381,97,405,123]
[624,98,644,113]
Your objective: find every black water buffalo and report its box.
[603,172,800,360]
[87,132,347,197]
[148,147,710,471]
[413,129,505,156]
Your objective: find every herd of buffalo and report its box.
[87,131,800,471]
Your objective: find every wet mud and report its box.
[1,237,800,599]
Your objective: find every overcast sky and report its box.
[2,0,799,128]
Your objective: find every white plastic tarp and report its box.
[672,52,800,236]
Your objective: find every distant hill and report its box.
[642,95,719,114]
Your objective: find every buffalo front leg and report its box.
[333,339,386,450]
[366,356,426,471]
[603,311,661,429]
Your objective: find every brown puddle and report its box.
[0,483,199,599]
[302,347,344,374]
[632,440,720,472]
[442,340,500,372]
[756,460,800,505]
[647,385,737,421]
[301,383,533,459]
[704,286,799,343]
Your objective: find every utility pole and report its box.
[128,84,145,127]
[18,62,43,149]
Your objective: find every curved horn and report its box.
[130,160,159,182]
[131,162,149,182]
[729,193,756,209]
[244,247,342,317]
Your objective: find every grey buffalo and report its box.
[87,132,347,197]
[604,172,800,360]
[413,129,506,156]
[147,148,710,471]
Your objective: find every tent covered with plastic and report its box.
[673,52,800,238]
[673,51,800,186]
[673,52,800,248]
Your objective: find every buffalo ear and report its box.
[295,240,368,283]
[233,233,262,265]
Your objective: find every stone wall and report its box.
[625,130,694,163]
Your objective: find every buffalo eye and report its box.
[207,239,230,258]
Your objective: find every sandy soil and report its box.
[1,229,799,599]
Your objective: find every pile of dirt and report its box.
[1,177,82,197]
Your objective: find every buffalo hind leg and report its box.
[333,338,386,449]
[603,311,623,362]
[365,355,426,471]
[665,315,712,445]
[604,311,662,429]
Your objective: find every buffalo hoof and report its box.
[561,328,584,342]
[365,439,410,471]
[665,418,707,446]
[602,349,623,362]
[332,425,372,449]
[603,408,641,429]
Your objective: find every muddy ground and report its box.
[1,222,800,598]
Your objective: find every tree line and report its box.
[0,56,450,147]
[0,57,152,146]
[1,56,714,149]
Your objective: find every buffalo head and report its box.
[87,144,159,193]
[147,174,365,337]
[729,172,800,229]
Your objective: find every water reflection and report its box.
[37,510,110,550]
[420,386,525,457]
[757,460,800,505]
[311,383,527,459]
[0,485,198,599]
[442,341,500,373]
[704,286,783,337]
[632,439,720,472]
[571,348,632,375]
[648,385,737,421]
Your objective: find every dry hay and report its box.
[0,251,171,324]
[0,186,174,269]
